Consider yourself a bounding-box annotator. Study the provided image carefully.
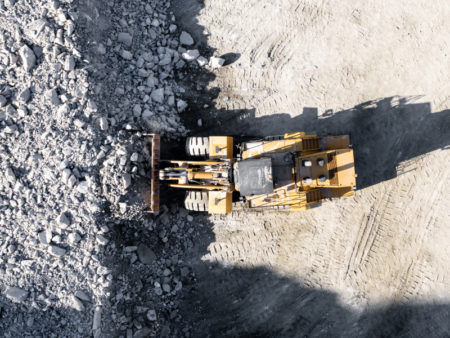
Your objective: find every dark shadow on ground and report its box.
[182,254,450,337]
[0,297,91,336]
[196,98,450,189]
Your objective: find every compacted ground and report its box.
[173,0,450,336]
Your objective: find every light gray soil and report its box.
[172,0,450,336]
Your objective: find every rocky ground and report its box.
[0,0,216,336]
[1,0,449,337]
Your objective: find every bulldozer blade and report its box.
[143,134,160,214]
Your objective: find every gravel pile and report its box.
[0,0,208,336]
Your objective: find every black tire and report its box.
[264,135,284,141]
[184,191,209,212]
[186,137,209,157]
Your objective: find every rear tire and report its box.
[184,191,209,212]
[264,135,284,141]
[186,137,209,157]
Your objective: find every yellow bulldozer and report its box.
[145,132,357,214]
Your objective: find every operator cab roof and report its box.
[236,158,274,196]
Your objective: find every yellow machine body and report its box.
[148,133,357,214]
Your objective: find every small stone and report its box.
[55,29,64,45]
[26,317,34,327]
[180,31,194,45]
[99,117,109,131]
[130,152,139,161]
[68,232,81,244]
[177,99,188,112]
[66,20,75,36]
[0,95,6,107]
[146,76,157,88]
[151,88,164,104]
[182,49,199,61]
[137,244,156,265]
[120,50,133,60]
[52,235,62,244]
[162,283,171,293]
[86,99,98,114]
[5,286,28,302]
[187,215,194,222]
[169,24,177,33]
[77,181,89,194]
[5,105,17,118]
[117,32,133,46]
[18,88,31,103]
[97,44,106,55]
[70,294,85,311]
[48,245,66,256]
[62,168,71,182]
[133,104,142,116]
[19,45,36,72]
[197,56,208,66]
[75,290,90,302]
[209,56,225,68]
[197,118,203,127]
[125,246,137,252]
[96,235,109,245]
[64,55,75,71]
[17,106,28,117]
[58,103,69,116]
[74,119,85,128]
[159,54,171,66]
[119,203,127,214]
[146,310,157,321]
[5,167,16,183]
[38,230,51,245]
[142,109,153,120]
[57,11,67,23]
[93,306,102,331]
[122,173,131,189]
[68,175,77,187]
[58,213,71,227]
[46,88,61,106]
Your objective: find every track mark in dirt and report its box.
[203,216,281,267]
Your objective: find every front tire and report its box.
[184,191,209,212]
[186,136,209,157]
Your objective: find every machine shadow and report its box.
[190,97,450,190]
[180,248,450,337]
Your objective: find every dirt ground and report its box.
[172,0,450,335]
